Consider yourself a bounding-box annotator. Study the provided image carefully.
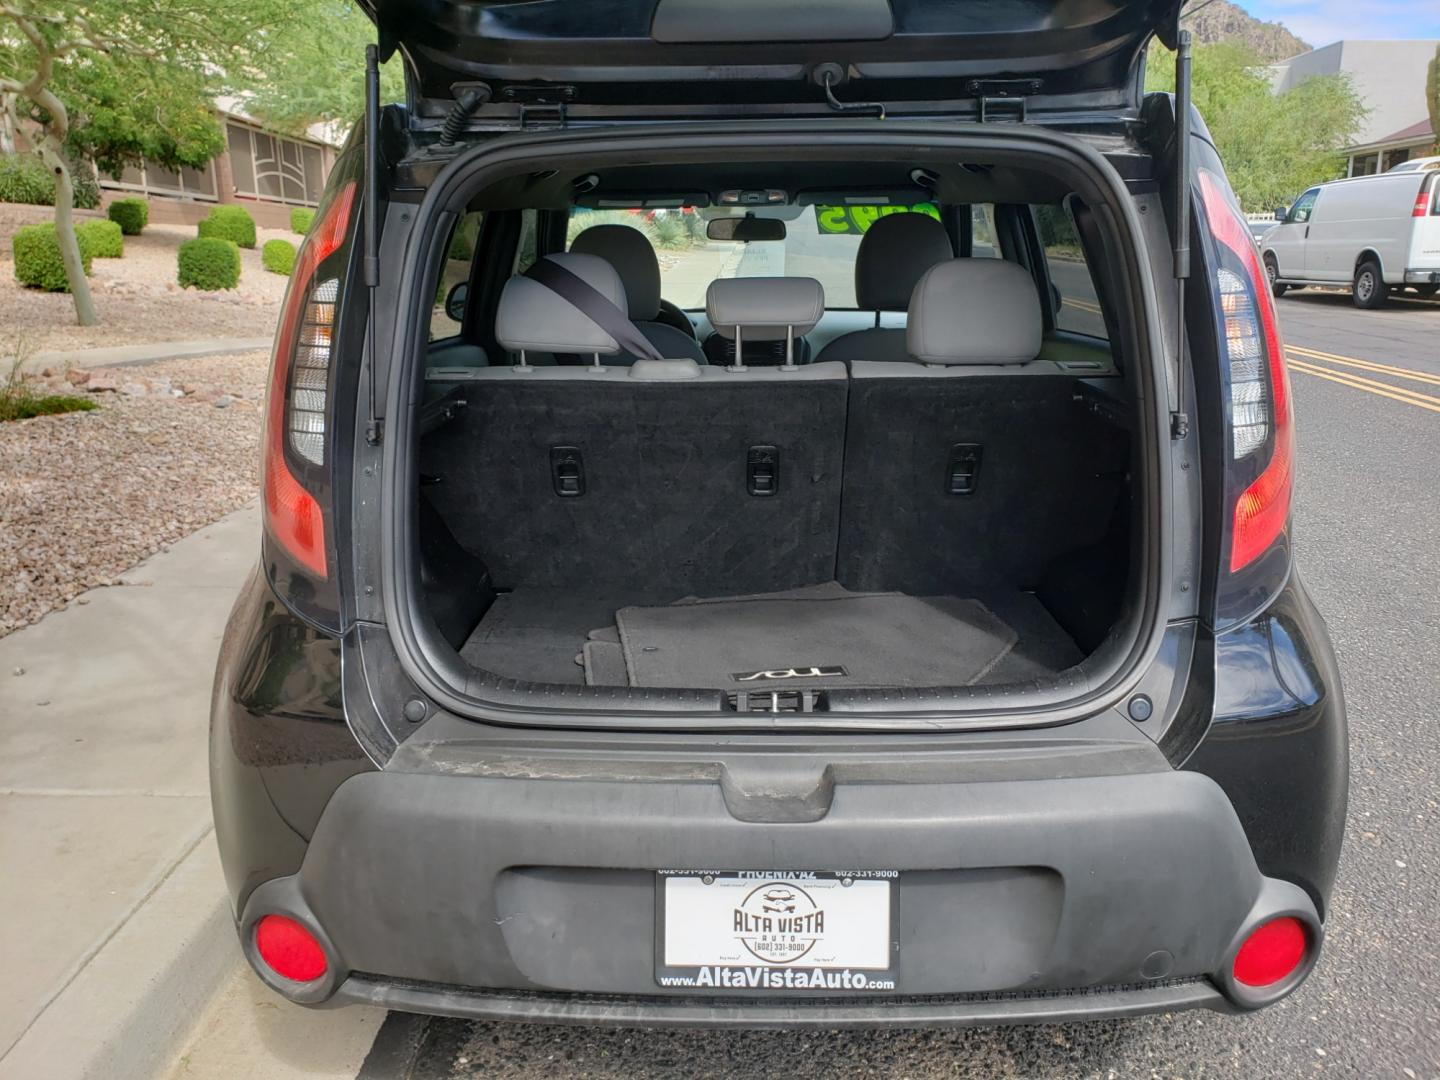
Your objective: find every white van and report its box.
[1260,166,1440,307]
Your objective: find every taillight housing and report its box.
[261,173,358,622]
[1413,188,1431,217]
[1199,168,1295,623]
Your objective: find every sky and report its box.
[1239,0,1440,50]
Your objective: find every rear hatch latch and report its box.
[967,79,1042,123]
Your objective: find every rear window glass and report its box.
[1036,204,1107,341]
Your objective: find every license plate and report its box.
[655,871,896,992]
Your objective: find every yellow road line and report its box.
[1288,344,1440,387]
[1063,298,1102,314]
[1289,359,1440,414]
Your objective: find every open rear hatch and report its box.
[359,0,1185,123]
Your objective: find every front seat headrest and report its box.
[705,276,824,341]
[570,224,662,321]
[907,259,1043,365]
[495,253,628,357]
[855,212,954,312]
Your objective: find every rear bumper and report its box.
[326,973,1229,1029]
[1403,269,1440,284]
[237,764,1321,1024]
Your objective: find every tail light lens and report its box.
[1233,916,1308,987]
[1413,188,1431,217]
[262,181,356,581]
[254,914,328,983]
[1198,169,1294,586]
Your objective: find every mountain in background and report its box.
[1182,0,1311,61]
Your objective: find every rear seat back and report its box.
[420,257,847,596]
[837,259,1128,594]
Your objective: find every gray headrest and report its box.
[570,224,662,320]
[855,212,953,312]
[907,260,1043,365]
[495,253,628,356]
[705,276,824,341]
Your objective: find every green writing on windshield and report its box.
[814,203,940,235]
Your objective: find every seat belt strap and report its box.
[524,260,667,364]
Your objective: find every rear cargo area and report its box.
[417,358,1131,697]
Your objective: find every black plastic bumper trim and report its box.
[330,974,1227,1029]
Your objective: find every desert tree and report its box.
[0,1,288,324]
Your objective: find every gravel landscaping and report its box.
[0,350,268,635]
[1,204,290,359]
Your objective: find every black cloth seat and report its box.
[568,224,706,364]
[813,212,953,366]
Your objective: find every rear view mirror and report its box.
[707,214,786,242]
[445,281,468,321]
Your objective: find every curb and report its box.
[0,833,241,1080]
[25,338,272,374]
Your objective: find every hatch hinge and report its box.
[966,79,1042,123]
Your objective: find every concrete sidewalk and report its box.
[25,338,272,374]
[0,504,260,1080]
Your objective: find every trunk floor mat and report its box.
[613,586,1018,690]
[460,585,1081,689]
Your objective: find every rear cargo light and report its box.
[1232,916,1308,987]
[1198,169,1293,573]
[263,182,356,579]
[254,914,328,982]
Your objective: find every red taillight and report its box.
[1199,170,1294,572]
[1233,916,1308,987]
[262,181,356,578]
[1414,188,1431,217]
[254,914,328,982]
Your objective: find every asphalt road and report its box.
[341,285,1440,1080]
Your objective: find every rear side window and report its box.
[430,211,484,340]
[1036,204,1107,341]
[969,204,1000,258]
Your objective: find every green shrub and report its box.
[290,207,315,234]
[107,197,149,235]
[0,387,98,422]
[0,150,100,208]
[12,223,93,291]
[652,212,689,250]
[262,237,297,275]
[196,204,256,249]
[177,236,241,290]
[75,218,123,258]
[0,154,55,205]
[66,147,101,211]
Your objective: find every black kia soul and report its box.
[211,0,1348,1027]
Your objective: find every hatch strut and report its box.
[363,44,384,446]
[1170,29,1192,441]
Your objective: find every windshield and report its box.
[568,205,946,310]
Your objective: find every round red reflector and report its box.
[254,914,328,982]
[1233,916,1307,987]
